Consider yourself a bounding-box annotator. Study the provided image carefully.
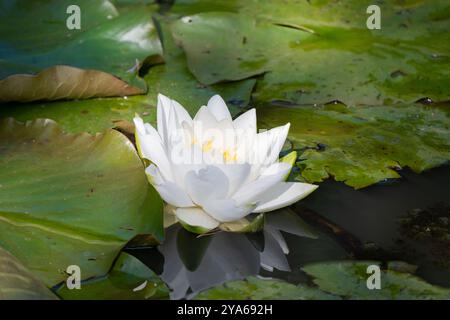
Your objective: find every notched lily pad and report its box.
[0,118,163,286]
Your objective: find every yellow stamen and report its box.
[202,139,214,152]
[223,149,237,162]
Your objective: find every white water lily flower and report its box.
[134,94,317,233]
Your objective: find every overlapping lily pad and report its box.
[145,15,256,114]
[171,0,450,105]
[303,261,450,299]
[0,0,163,102]
[0,118,163,286]
[57,252,168,300]
[258,103,450,188]
[0,95,156,134]
[0,247,58,300]
[0,15,256,134]
[195,276,338,300]
[196,261,450,300]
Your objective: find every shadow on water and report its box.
[128,165,450,298]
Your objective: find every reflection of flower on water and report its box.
[158,209,317,299]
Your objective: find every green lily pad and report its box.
[0,95,156,134]
[196,260,450,300]
[56,252,168,300]
[303,261,450,299]
[0,15,256,134]
[0,118,163,286]
[145,15,256,114]
[195,276,339,300]
[0,247,58,300]
[258,103,450,188]
[0,0,163,102]
[171,1,450,105]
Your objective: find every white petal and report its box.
[214,163,251,197]
[163,95,192,151]
[233,108,256,133]
[146,166,194,207]
[157,93,171,144]
[134,116,173,182]
[253,182,318,213]
[202,198,255,222]
[175,207,219,230]
[185,166,229,206]
[233,162,292,206]
[207,95,232,122]
[171,98,193,126]
[193,106,218,129]
[251,123,290,178]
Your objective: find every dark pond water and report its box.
[128,165,450,299]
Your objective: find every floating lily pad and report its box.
[145,15,256,114]
[196,260,450,300]
[195,276,339,300]
[56,252,168,300]
[303,261,450,299]
[0,247,58,300]
[0,95,156,134]
[258,103,450,188]
[171,0,450,105]
[0,118,163,286]
[0,15,256,134]
[0,0,163,102]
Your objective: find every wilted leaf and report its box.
[0,118,163,286]
[0,66,143,103]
